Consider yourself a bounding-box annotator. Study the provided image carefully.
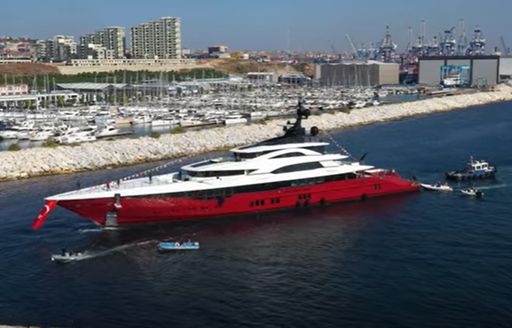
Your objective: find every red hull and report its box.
[56,172,420,227]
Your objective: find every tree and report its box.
[57,96,65,107]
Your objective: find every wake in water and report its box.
[78,228,103,234]
[51,240,156,263]
[475,184,509,190]
[78,226,125,234]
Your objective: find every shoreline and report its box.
[1,84,511,182]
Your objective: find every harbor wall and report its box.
[1,84,512,181]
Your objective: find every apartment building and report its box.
[130,17,181,59]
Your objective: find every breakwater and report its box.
[1,84,511,181]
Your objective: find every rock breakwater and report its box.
[1,85,511,181]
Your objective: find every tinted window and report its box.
[186,170,253,177]
[271,152,305,159]
[272,162,323,174]
[142,172,359,200]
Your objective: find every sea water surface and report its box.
[0,102,511,327]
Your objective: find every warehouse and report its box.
[499,57,512,81]
[418,56,499,87]
[315,60,399,87]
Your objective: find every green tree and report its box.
[57,96,65,107]
[170,126,185,134]
[8,144,21,151]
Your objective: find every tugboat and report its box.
[446,157,496,181]
[32,99,420,230]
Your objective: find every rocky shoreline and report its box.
[1,84,511,182]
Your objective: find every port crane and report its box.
[345,34,358,59]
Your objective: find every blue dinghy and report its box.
[158,241,200,252]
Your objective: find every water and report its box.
[1,101,512,327]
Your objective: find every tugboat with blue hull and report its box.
[446,157,497,181]
[32,99,420,230]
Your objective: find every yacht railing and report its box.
[68,173,178,195]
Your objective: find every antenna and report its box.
[407,26,413,51]
[420,19,427,46]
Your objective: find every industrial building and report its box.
[315,61,399,86]
[130,17,181,59]
[208,45,229,58]
[499,57,512,81]
[246,72,278,83]
[418,56,499,87]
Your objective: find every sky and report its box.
[1,0,511,52]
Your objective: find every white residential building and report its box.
[131,17,181,59]
[79,27,125,59]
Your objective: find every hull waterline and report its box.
[41,173,419,228]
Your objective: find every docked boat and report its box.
[224,115,248,125]
[32,100,420,230]
[133,114,153,125]
[421,183,453,192]
[151,116,178,126]
[446,157,496,180]
[460,187,484,198]
[29,127,55,142]
[158,241,200,252]
[59,126,98,144]
[0,129,19,139]
[96,125,124,138]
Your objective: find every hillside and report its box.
[0,63,60,77]
[207,59,299,76]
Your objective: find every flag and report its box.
[32,200,58,230]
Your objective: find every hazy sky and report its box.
[2,0,511,52]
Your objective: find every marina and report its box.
[0,83,510,181]
[0,82,418,151]
[1,100,511,326]
[2,0,512,326]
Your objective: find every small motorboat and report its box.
[158,241,200,253]
[51,250,85,263]
[460,187,484,198]
[421,183,453,192]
